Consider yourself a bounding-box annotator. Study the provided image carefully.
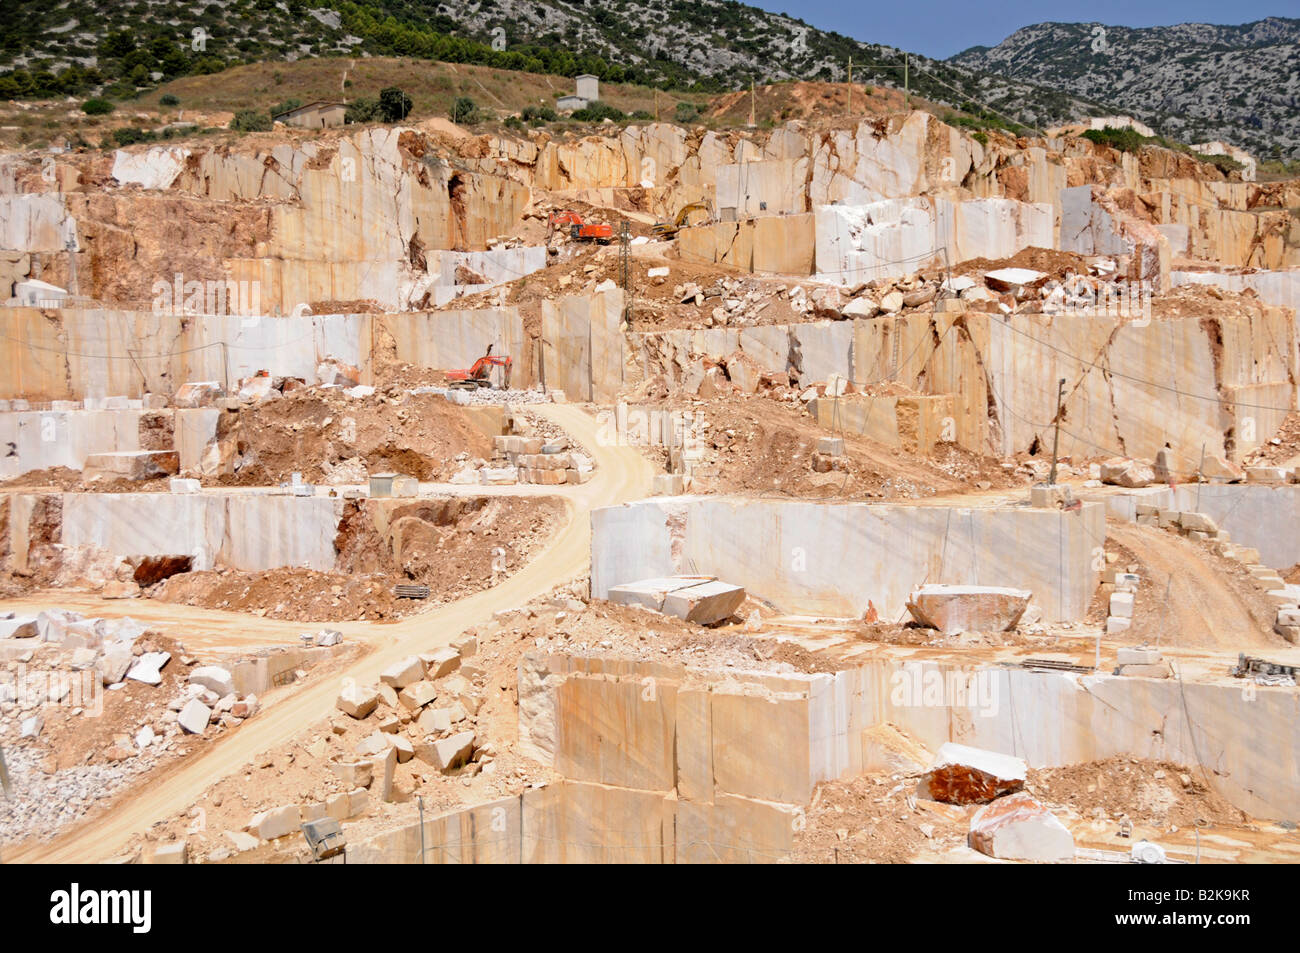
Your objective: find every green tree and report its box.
[449,96,477,124]
[379,86,413,121]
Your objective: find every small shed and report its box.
[556,95,588,112]
[575,74,599,102]
[273,101,347,129]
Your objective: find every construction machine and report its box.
[651,201,711,239]
[548,210,613,245]
[447,344,513,390]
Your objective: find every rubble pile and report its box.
[329,634,489,808]
[0,608,284,840]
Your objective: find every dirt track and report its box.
[5,404,654,863]
[1106,522,1283,651]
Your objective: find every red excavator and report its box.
[548,210,613,245]
[447,344,513,390]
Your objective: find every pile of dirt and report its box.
[308,298,384,313]
[1028,758,1248,830]
[951,246,1093,279]
[666,398,1022,500]
[210,389,494,486]
[150,568,410,622]
[705,81,913,129]
[150,496,566,621]
[790,771,949,864]
[0,493,62,595]
[438,241,818,334]
[790,755,1251,864]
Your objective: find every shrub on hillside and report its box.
[449,96,478,124]
[231,109,272,132]
[521,104,558,124]
[345,97,382,123]
[1082,126,1148,154]
[571,100,624,122]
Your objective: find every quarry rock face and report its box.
[919,743,1027,804]
[906,584,1033,633]
[968,792,1075,862]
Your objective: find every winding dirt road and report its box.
[1107,521,1281,650]
[6,404,654,863]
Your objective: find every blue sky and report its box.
[745,2,1296,58]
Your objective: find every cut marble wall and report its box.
[591,497,1103,622]
[815,196,1052,284]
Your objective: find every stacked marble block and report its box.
[492,435,592,486]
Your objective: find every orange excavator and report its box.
[548,210,613,245]
[447,344,512,390]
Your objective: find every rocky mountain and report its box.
[2,0,1105,133]
[951,18,1300,160]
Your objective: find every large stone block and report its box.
[554,674,677,791]
[918,742,1026,804]
[335,681,379,719]
[428,731,475,773]
[906,584,1032,634]
[380,655,424,689]
[968,791,1075,862]
[660,580,746,625]
[247,804,301,841]
[606,575,716,612]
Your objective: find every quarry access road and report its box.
[1107,521,1282,651]
[7,404,655,863]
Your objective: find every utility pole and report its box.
[847,56,852,117]
[0,744,10,800]
[1049,377,1066,485]
[418,796,426,863]
[619,219,632,326]
[748,78,756,128]
[904,53,909,108]
[65,234,78,298]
